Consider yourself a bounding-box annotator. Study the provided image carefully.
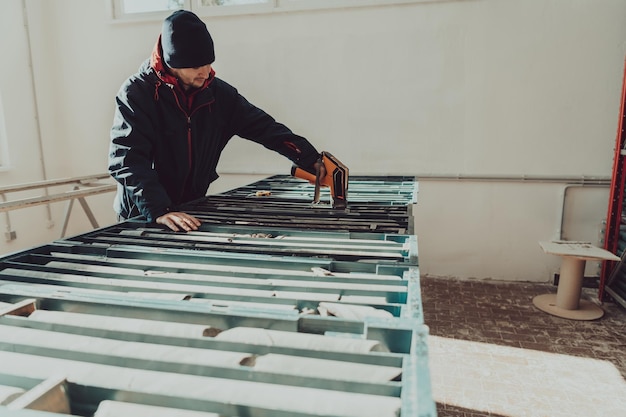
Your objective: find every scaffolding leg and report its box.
[60,186,100,238]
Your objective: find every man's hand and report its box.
[313,158,327,184]
[156,211,201,232]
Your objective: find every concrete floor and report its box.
[421,276,626,417]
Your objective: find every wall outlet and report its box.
[5,231,16,241]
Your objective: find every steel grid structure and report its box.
[0,175,434,417]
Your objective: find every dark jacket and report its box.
[109,39,320,222]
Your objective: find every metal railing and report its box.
[0,173,115,239]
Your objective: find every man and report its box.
[109,10,324,232]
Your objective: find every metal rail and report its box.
[0,175,434,417]
[0,174,112,195]
[0,173,115,239]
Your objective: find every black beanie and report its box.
[161,10,215,68]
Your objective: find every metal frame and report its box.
[0,175,435,417]
[600,57,626,303]
[0,174,115,239]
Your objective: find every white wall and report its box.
[0,1,70,253]
[0,0,624,282]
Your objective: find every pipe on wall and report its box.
[22,0,53,228]
[413,174,610,185]
[415,173,610,241]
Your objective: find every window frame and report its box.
[111,0,440,20]
[276,0,437,12]
[0,93,11,171]
[192,0,276,17]
[111,0,192,21]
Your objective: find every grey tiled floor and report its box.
[421,276,626,417]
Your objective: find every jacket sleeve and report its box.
[228,89,321,171]
[108,80,172,222]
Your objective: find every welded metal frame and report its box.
[0,175,434,417]
[600,57,626,304]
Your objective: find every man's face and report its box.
[169,64,212,91]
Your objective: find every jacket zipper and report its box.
[187,116,192,167]
[183,101,215,187]
[166,85,215,203]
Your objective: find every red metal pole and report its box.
[600,57,626,301]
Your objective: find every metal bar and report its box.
[61,227,412,263]
[0,298,36,317]
[0,314,404,368]
[0,407,73,417]
[0,185,115,213]
[59,188,101,239]
[19,253,408,286]
[600,56,626,300]
[59,191,75,239]
[0,174,113,243]
[76,197,99,229]
[0,175,435,416]
[0,174,111,194]
[0,351,403,417]
[5,375,69,413]
[0,325,402,397]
